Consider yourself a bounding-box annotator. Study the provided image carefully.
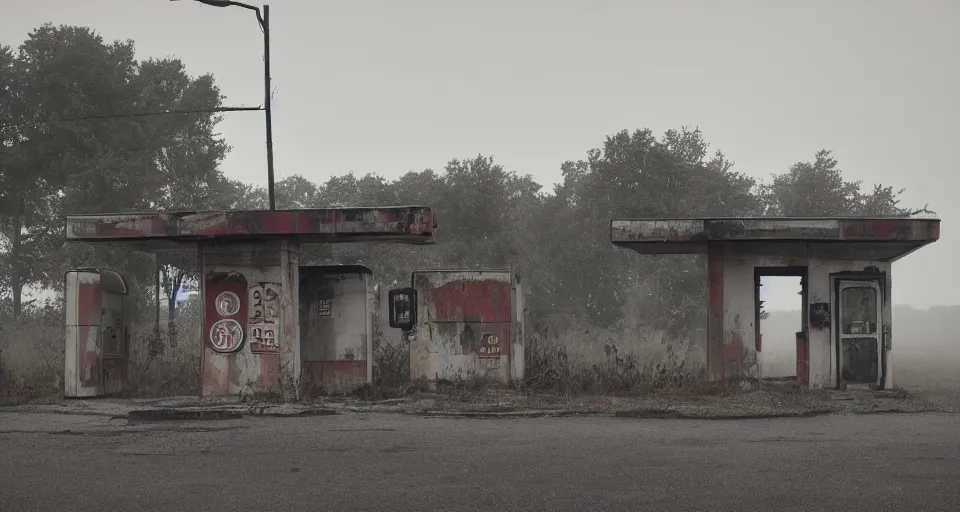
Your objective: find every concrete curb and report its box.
[414,408,839,420]
[613,409,835,420]
[412,409,608,419]
[125,407,340,422]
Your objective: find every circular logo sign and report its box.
[209,319,244,353]
[215,291,241,316]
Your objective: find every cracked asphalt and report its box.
[1,410,959,511]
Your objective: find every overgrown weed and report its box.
[524,320,705,395]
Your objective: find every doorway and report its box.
[834,276,885,388]
[754,267,808,382]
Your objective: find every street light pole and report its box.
[172,0,276,210]
[261,5,275,210]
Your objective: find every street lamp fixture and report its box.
[171,0,276,210]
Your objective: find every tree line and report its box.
[0,24,931,338]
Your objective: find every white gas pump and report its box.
[64,268,129,398]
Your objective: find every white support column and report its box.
[279,240,301,400]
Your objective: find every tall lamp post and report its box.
[171,0,276,210]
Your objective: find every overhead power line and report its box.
[7,106,264,128]
[56,106,264,122]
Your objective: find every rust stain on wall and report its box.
[408,271,517,384]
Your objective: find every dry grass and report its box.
[7,301,957,407]
[524,320,706,394]
[0,311,203,405]
[0,320,63,404]
[124,320,202,397]
[373,341,409,389]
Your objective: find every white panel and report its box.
[64,272,79,327]
[511,277,525,382]
[64,325,79,397]
[279,240,301,399]
[722,257,758,379]
[365,274,374,383]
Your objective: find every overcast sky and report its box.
[3,0,956,311]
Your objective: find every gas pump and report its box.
[64,268,129,398]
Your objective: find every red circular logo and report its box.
[209,319,244,353]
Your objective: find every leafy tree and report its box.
[535,128,762,332]
[0,25,140,318]
[0,24,230,321]
[761,149,932,217]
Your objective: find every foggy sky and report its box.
[3,0,956,311]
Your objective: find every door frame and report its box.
[831,270,887,389]
[754,266,808,380]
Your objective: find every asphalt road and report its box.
[1,411,958,512]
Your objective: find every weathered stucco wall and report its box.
[300,266,373,395]
[721,254,757,380]
[720,246,804,381]
[200,241,300,398]
[409,270,520,385]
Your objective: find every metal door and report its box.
[837,280,883,386]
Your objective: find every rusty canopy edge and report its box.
[611,217,940,243]
[64,206,436,245]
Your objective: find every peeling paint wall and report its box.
[721,254,758,380]
[64,271,102,398]
[279,241,301,400]
[300,266,373,395]
[720,244,809,381]
[408,270,520,385]
[200,241,300,398]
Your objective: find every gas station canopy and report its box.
[65,206,435,247]
[611,217,940,261]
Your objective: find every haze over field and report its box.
[761,304,960,388]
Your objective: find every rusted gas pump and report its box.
[64,268,129,398]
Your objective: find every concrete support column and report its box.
[706,242,724,381]
[882,272,893,390]
[279,240,301,400]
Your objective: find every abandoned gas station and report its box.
[612,217,940,389]
[62,207,525,399]
[63,207,938,398]
[63,207,434,399]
